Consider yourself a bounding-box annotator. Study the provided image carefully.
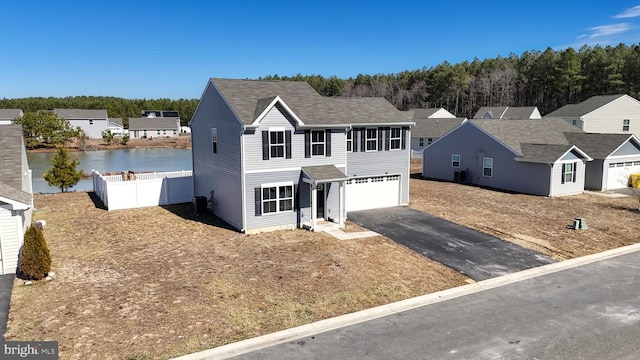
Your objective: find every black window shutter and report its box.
[353,129,358,152]
[304,130,311,158]
[360,129,366,151]
[255,188,262,216]
[573,162,577,182]
[285,130,292,159]
[294,183,299,210]
[561,163,566,184]
[378,128,383,151]
[262,131,269,160]
[385,128,390,151]
[401,127,407,150]
[325,129,331,157]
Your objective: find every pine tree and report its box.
[43,147,83,192]
[18,225,52,280]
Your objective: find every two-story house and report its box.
[190,78,414,234]
[52,109,109,138]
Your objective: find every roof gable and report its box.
[563,132,638,159]
[410,108,456,119]
[544,94,630,117]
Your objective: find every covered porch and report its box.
[300,165,347,231]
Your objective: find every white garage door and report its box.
[346,175,400,212]
[606,160,640,189]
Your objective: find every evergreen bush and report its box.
[17,224,52,280]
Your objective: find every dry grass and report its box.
[409,159,640,259]
[6,192,467,360]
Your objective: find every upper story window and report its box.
[623,119,630,132]
[270,130,285,158]
[211,128,218,154]
[157,130,161,135]
[311,130,325,156]
[390,127,401,150]
[419,138,424,147]
[483,157,493,177]
[427,138,433,145]
[452,154,461,168]
[366,128,377,151]
[89,120,93,125]
[346,130,353,152]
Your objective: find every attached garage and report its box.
[346,174,401,212]
[605,160,640,189]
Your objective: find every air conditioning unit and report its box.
[454,170,466,183]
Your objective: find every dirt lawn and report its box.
[6,192,467,360]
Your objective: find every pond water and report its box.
[28,149,192,194]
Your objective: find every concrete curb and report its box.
[171,242,640,360]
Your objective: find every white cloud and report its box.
[587,23,632,38]
[615,5,640,18]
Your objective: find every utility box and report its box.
[573,217,588,230]
[454,170,466,183]
[193,196,208,215]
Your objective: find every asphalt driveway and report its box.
[348,207,556,281]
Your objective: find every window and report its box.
[89,120,93,125]
[427,138,433,145]
[572,119,577,126]
[157,130,161,136]
[366,128,377,151]
[270,130,285,158]
[163,129,167,135]
[562,162,576,183]
[173,130,177,135]
[623,119,630,132]
[211,128,218,154]
[452,154,460,168]
[419,138,424,147]
[143,130,147,138]
[346,130,353,152]
[390,127,401,150]
[483,157,493,177]
[311,130,325,156]
[262,184,293,214]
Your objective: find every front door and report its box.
[316,184,325,219]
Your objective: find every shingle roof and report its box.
[563,132,637,159]
[109,118,123,127]
[474,106,508,119]
[544,94,627,117]
[53,109,108,119]
[516,144,577,163]
[129,117,179,130]
[412,118,465,138]
[211,78,411,126]
[471,119,583,160]
[409,108,456,119]
[0,109,23,120]
[0,124,31,204]
[302,165,348,183]
[474,106,539,119]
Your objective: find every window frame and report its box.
[311,130,325,156]
[419,137,424,147]
[483,157,493,177]
[452,154,461,168]
[346,130,353,152]
[269,129,285,158]
[390,127,401,150]
[562,162,576,183]
[211,128,218,154]
[261,182,294,215]
[365,128,378,152]
[623,119,630,132]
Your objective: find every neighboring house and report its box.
[545,94,640,138]
[52,109,109,139]
[190,78,414,234]
[407,107,456,120]
[128,117,180,139]
[108,118,126,136]
[423,119,592,197]
[0,125,33,275]
[0,109,23,125]
[411,117,466,156]
[474,106,542,119]
[563,132,640,190]
[142,110,180,118]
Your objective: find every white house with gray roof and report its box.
[423,119,592,197]
[191,78,414,234]
[128,116,180,139]
[52,109,108,138]
[0,109,23,125]
[545,94,640,139]
[0,125,33,274]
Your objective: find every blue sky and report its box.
[1,1,640,99]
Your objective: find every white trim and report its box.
[246,165,346,174]
[310,130,326,157]
[260,182,294,215]
[452,154,461,168]
[252,96,305,127]
[482,157,493,177]
[389,127,401,150]
[365,128,378,152]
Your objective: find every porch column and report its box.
[311,184,317,230]
[338,181,344,224]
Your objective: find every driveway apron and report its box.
[0,274,14,339]
[348,207,556,281]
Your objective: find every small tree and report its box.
[101,130,114,145]
[121,133,130,145]
[43,147,83,192]
[18,225,51,280]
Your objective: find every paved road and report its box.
[230,249,640,360]
[0,274,14,339]
[348,207,556,281]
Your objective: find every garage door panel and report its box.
[606,161,640,190]
[346,175,400,212]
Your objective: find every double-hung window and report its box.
[483,157,493,177]
[623,119,630,132]
[562,162,576,183]
[211,128,218,154]
[390,127,401,150]
[262,184,293,214]
[419,138,424,147]
[452,154,461,168]
[346,130,353,152]
[311,130,325,156]
[270,130,285,158]
[366,128,377,151]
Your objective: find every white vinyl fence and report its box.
[92,170,193,211]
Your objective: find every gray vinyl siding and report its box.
[0,207,21,274]
[423,123,554,196]
[585,159,605,190]
[347,127,411,205]
[325,182,342,221]
[191,81,243,230]
[244,170,301,231]
[244,105,346,172]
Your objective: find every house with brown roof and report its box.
[422,119,592,197]
[474,106,542,120]
[0,125,33,274]
[190,78,414,233]
[0,109,23,125]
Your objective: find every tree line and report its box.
[262,43,640,117]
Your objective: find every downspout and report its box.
[548,163,554,197]
[240,127,247,232]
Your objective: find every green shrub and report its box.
[18,225,52,280]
